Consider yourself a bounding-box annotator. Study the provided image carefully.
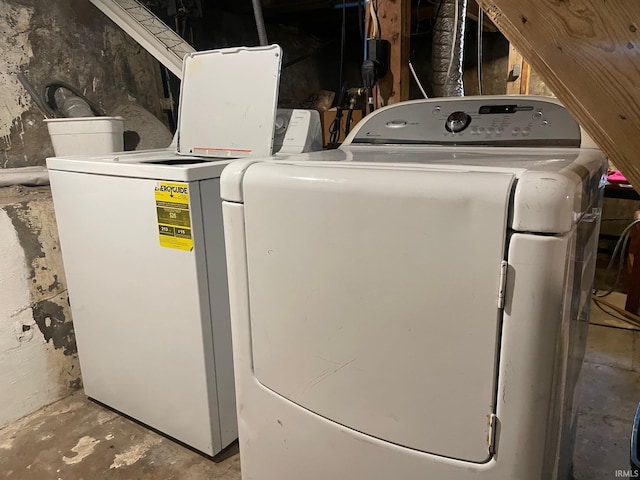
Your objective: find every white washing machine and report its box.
[46,45,321,457]
[221,96,607,478]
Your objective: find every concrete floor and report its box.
[0,397,240,480]
[1,297,640,479]
[574,293,640,479]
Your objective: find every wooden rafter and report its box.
[478,0,640,189]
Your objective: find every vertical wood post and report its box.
[376,0,411,105]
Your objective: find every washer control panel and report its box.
[349,97,581,147]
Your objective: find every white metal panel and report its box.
[241,163,515,462]
[544,212,600,479]
[199,179,237,447]
[512,171,578,233]
[499,233,572,477]
[47,153,230,182]
[220,159,262,203]
[46,150,229,182]
[177,46,281,158]
[511,151,606,234]
[223,200,578,480]
[49,170,220,455]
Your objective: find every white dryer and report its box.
[47,45,321,457]
[221,96,607,478]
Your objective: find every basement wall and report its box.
[0,187,78,429]
[0,0,168,429]
[0,0,166,168]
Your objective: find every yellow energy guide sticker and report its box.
[155,182,193,251]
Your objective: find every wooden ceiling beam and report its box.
[477,0,640,189]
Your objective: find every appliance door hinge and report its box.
[497,260,508,309]
[488,413,498,455]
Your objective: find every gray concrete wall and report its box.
[0,0,168,428]
[0,0,165,169]
[0,187,78,429]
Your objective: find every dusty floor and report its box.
[1,296,639,479]
[0,395,240,480]
[574,292,640,479]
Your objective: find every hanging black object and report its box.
[361,38,389,114]
[365,38,389,80]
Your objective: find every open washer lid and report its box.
[177,45,282,158]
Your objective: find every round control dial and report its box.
[445,111,471,133]
[274,114,288,134]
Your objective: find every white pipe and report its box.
[0,167,49,187]
[252,0,269,46]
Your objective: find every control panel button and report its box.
[445,111,471,133]
[385,120,408,129]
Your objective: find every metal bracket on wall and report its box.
[506,44,530,95]
[89,0,195,79]
[509,63,521,81]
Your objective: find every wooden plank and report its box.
[477,0,640,189]
[376,0,411,105]
[519,59,530,95]
[528,68,555,97]
[466,0,498,33]
[505,44,523,95]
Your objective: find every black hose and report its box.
[17,73,55,118]
[345,108,354,135]
[43,80,106,117]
